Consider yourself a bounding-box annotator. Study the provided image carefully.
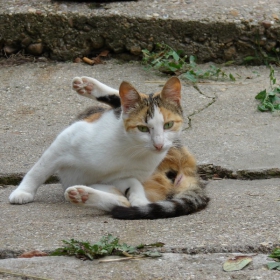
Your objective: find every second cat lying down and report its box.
[70,76,209,219]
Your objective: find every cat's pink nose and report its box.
[154,143,163,151]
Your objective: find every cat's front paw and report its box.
[9,189,34,204]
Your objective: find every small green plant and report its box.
[255,65,280,112]
[142,43,235,83]
[51,234,163,261]
[243,38,280,66]
[267,247,280,270]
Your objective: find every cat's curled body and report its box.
[71,76,209,219]
[9,77,190,217]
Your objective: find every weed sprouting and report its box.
[255,65,280,112]
[51,234,163,261]
[142,43,236,83]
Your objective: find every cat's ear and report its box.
[161,77,181,105]
[119,81,141,114]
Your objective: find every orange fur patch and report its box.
[160,107,183,130]
[123,106,148,131]
[84,112,102,123]
[143,146,199,202]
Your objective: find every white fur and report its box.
[72,76,119,100]
[9,77,181,212]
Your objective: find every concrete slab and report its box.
[0,61,279,178]
[1,60,279,280]
[182,65,280,171]
[0,253,279,280]
[1,179,279,253]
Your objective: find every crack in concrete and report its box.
[1,165,280,187]
[198,165,280,180]
[184,84,217,130]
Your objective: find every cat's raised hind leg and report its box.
[72,77,119,100]
[65,185,130,212]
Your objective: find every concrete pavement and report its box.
[0,61,280,279]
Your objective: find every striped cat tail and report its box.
[111,191,209,220]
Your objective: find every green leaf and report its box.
[229,73,236,81]
[255,90,267,100]
[189,55,196,66]
[267,262,280,270]
[172,51,180,62]
[269,248,280,259]
[154,61,163,69]
[224,60,235,66]
[184,71,197,83]
[243,56,257,62]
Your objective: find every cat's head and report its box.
[119,77,183,152]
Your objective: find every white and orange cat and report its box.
[9,76,209,219]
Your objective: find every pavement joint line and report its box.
[1,166,280,187]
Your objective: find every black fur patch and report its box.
[113,107,122,118]
[111,194,210,220]
[97,95,121,109]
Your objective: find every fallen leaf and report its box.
[18,250,48,258]
[99,50,110,57]
[91,56,103,64]
[267,261,280,270]
[223,256,252,272]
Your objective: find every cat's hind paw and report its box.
[65,185,131,211]
[9,189,34,204]
[64,186,89,205]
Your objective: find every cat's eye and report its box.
[137,125,149,133]
[164,121,174,129]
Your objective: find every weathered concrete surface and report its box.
[1,61,280,177]
[1,0,280,62]
[182,66,280,172]
[0,254,279,280]
[1,180,279,253]
[0,61,280,279]
[1,180,280,278]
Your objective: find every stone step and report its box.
[1,0,280,63]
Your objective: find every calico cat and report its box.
[9,77,184,215]
[70,76,209,219]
